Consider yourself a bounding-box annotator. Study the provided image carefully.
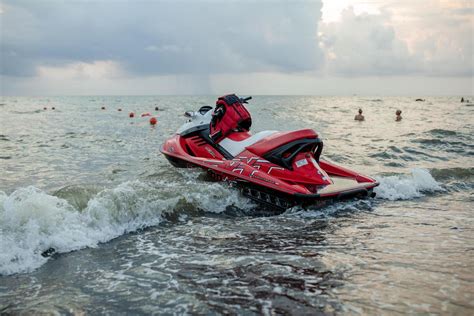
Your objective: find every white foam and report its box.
[1,169,441,275]
[0,180,252,275]
[374,168,444,200]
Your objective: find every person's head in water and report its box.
[396,109,402,121]
[355,109,365,121]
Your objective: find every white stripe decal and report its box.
[247,157,259,163]
[232,168,244,174]
[268,167,284,174]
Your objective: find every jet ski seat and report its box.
[218,129,319,159]
[247,129,318,157]
[219,131,277,157]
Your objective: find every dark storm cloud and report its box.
[1,0,324,77]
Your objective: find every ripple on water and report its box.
[430,167,474,181]
[384,161,405,167]
[427,128,458,137]
[122,217,344,314]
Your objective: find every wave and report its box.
[285,198,374,219]
[427,129,458,137]
[0,167,458,275]
[374,168,444,201]
[11,110,42,114]
[361,98,383,102]
[0,180,252,276]
[430,167,473,181]
[287,169,445,218]
[430,167,474,191]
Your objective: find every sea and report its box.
[0,96,473,314]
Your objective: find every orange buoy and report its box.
[129,112,135,118]
[149,117,157,125]
[141,112,151,117]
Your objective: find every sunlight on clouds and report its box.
[321,0,380,22]
[37,61,123,80]
[439,0,473,9]
[320,0,473,77]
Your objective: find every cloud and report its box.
[320,8,419,76]
[1,0,472,96]
[37,60,122,80]
[398,4,473,77]
[319,2,473,77]
[1,0,324,77]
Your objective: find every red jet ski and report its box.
[161,94,379,210]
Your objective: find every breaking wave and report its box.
[374,168,444,200]
[286,169,446,218]
[0,167,459,275]
[0,180,252,276]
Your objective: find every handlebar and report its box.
[240,96,252,104]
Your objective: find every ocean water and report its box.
[0,96,473,314]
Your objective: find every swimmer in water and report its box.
[396,109,402,121]
[354,109,365,121]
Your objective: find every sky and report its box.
[0,0,472,96]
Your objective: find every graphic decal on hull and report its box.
[205,146,216,158]
[267,166,284,174]
[232,168,244,174]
